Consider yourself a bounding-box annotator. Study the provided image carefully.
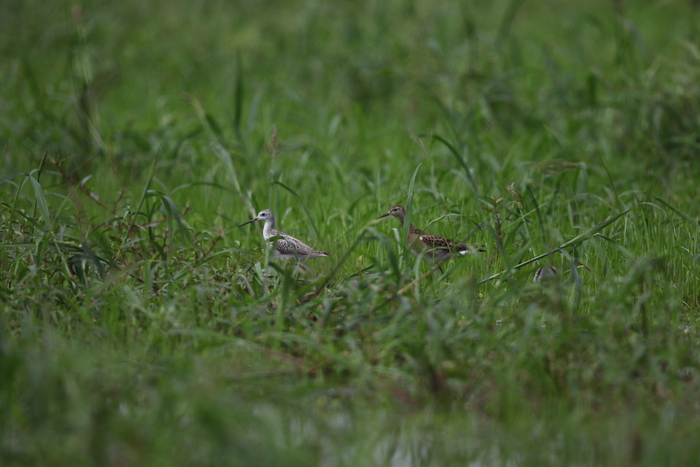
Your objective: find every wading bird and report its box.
[240,209,329,261]
[377,205,483,271]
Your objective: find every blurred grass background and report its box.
[2,0,700,465]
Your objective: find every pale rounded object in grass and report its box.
[533,266,558,283]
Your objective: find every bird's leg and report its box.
[295,261,316,279]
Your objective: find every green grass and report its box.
[2,0,700,465]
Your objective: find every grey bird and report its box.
[533,266,558,283]
[240,209,329,261]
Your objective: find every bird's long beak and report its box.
[376,212,391,220]
[239,217,259,227]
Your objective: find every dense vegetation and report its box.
[2,0,700,465]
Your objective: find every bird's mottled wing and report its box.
[277,234,313,256]
[420,233,484,253]
[419,233,458,251]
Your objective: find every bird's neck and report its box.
[400,218,420,233]
[262,219,276,239]
[396,216,419,233]
[409,224,421,234]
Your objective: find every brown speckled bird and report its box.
[377,205,483,266]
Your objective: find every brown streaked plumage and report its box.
[376,205,483,265]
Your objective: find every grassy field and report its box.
[2,0,700,465]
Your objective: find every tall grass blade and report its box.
[403,163,422,250]
[433,135,477,191]
[477,208,631,285]
[157,194,192,244]
[28,175,52,232]
[213,144,255,217]
[597,149,622,208]
[114,158,157,260]
[274,181,319,238]
[233,55,244,135]
[653,197,698,227]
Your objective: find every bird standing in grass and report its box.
[377,205,483,268]
[240,209,329,261]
